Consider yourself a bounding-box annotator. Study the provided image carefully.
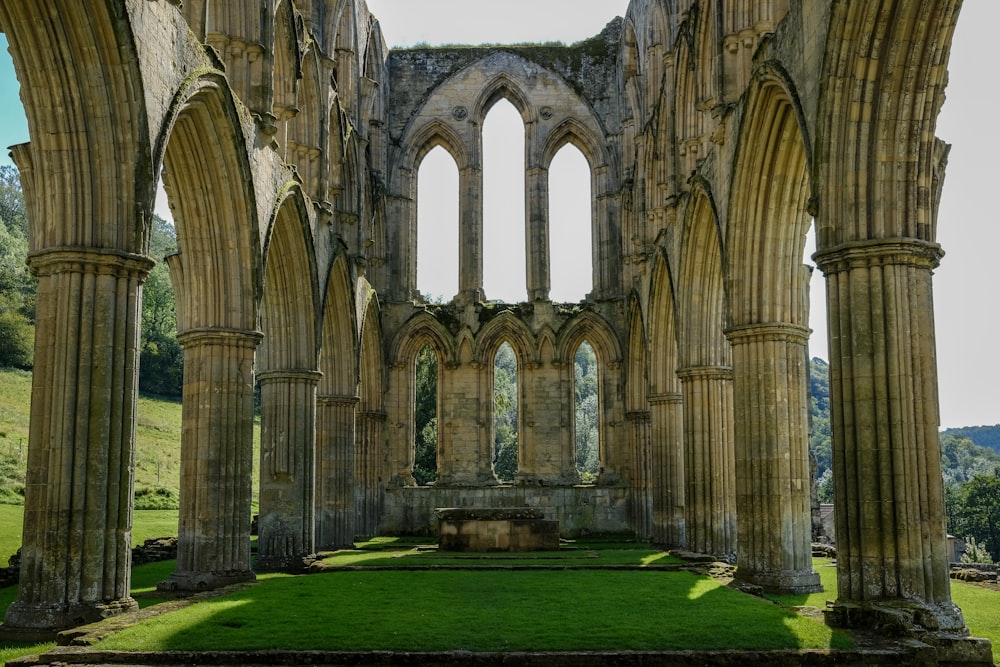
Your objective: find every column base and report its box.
[158,569,255,592]
[827,599,969,635]
[1,596,138,637]
[734,567,822,595]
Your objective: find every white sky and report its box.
[0,1,995,428]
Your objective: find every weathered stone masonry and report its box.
[0,0,989,658]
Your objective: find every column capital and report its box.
[675,365,733,382]
[176,327,263,349]
[648,392,683,406]
[256,369,323,385]
[724,322,810,346]
[812,238,943,276]
[317,394,360,408]
[27,247,155,279]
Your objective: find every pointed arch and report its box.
[647,252,681,396]
[675,186,728,367]
[555,311,623,368]
[286,44,324,200]
[406,119,470,171]
[319,251,358,397]
[389,312,457,368]
[162,76,263,333]
[259,184,321,372]
[273,0,302,124]
[475,312,535,367]
[540,117,606,172]
[726,67,812,328]
[473,72,533,124]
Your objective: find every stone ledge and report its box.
[434,507,544,521]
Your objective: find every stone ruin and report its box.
[0,0,992,661]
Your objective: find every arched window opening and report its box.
[493,341,519,482]
[549,144,592,302]
[413,343,438,485]
[574,340,599,481]
[483,100,526,303]
[417,146,459,301]
[804,221,832,503]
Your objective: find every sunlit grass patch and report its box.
[97,568,850,653]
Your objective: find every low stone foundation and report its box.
[435,507,560,552]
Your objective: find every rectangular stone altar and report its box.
[435,507,560,552]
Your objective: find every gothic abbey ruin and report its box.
[0,0,987,656]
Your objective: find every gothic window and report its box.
[417,146,459,300]
[483,100,526,302]
[493,341,519,482]
[574,340,600,481]
[549,144,592,302]
[412,343,438,485]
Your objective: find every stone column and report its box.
[315,394,358,549]
[256,369,322,572]
[676,366,736,560]
[3,249,152,634]
[458,166,483,302]
[649,392,685,547]
[525,166,549,301]
[626,410,652,540]
[166,327,261,591]
[815,239,965,631]
[725,324,821,594]
[355,409,386,537]
[437,363,495,485]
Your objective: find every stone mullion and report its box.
[355,410,386,537]
[458,166,483,302]
[167,328,261,591]
[256,369,322,572]
[816,239,962,629]
[525,166,549,301]
[4,249,151,632]
[676,367,736,559]
[315,394,358,549]
[649,392,684,547]
[626,410,652,540]
[725,324,821,593]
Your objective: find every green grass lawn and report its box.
[952,580,1000,664]
[0,503,22,565]
[96,568,851,653]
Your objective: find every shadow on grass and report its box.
[95,568,852,653]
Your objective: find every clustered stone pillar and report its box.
[166,328,261,591]
[256,369,322,572]
[815,239,965,631]
[676,366,736,560]
[649,392,685,547]
[626,409,652,540]
[3,250,152,634]
[355,409,386,536]
[726,324,821,593]
[315,394,358,549]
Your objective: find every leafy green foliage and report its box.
[0,310,33,369]
[0,164,35,370]
[947,470,1000,562]
[809,358,832,496]
[575,341,599,480]
[942,424,1000,454]
[139,215,182,398]
[412,344,437,485]
[493,342,518,481]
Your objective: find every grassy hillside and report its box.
[0,368,184,505]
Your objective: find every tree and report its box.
[138,215,182,397]
[493,342,518,482]
[574,342,599,480]
[947,469,1000,563]
[413,344,438,485]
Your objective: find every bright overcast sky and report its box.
[0,1,995,428]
